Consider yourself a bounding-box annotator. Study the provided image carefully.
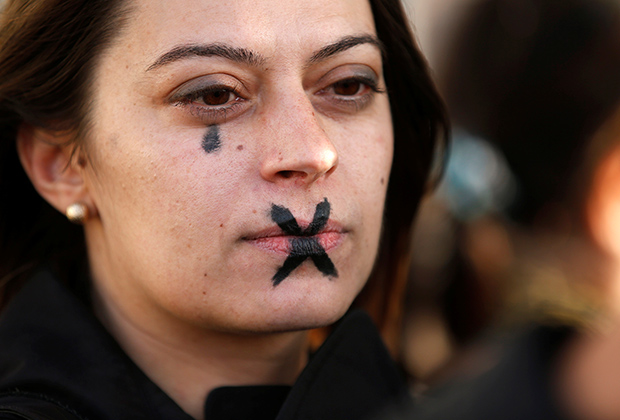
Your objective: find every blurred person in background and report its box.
[394,0,620,418]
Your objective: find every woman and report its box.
[0,0,447,419]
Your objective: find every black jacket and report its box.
[0,270,409,420]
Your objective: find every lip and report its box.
[242,221,346,255]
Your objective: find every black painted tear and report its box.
[202,125,222,153]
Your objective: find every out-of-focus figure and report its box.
[399,0,620,418]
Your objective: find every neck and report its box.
[91,286,308,420]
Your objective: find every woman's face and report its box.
[83,0,393,333]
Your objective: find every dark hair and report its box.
[0,0,448,352]
[0,0,130,304]
[357,0,448,352]
[443,0,620,225]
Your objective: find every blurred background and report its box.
[398,0,620,394]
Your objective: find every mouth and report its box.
[242,222,346,255]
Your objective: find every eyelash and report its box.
[320,75,384,111]
[173,83,246,121]
[173,75,384,123]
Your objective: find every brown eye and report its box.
[333,80,362,96]
[202,89,233,106]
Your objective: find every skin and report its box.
[84,0,393,332]
[20,0,393,417]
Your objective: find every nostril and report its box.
[276,170,312,180]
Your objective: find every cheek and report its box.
[83,132,253,306]
[85,127,236,249]
[338,116,393,199]
[333,111,393,261]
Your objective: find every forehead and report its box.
[121,0,376,65]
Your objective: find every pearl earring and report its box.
[65,202,89,224]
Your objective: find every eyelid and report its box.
[168,74,249,103]
[330,75,384,94]
[310,64,385,115]
[313,63,381,92]
[167,74,252,124]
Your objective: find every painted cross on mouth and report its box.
[270,198,339,286]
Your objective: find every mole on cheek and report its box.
[202,125,222,154]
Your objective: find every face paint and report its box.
[270,198,338,286]
[202,125,222,153]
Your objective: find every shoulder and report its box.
[402,325,575,420]
[276,310,411,420]
[0,391,88,420]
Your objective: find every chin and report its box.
[240,282,358,334]
[263,307,349,333]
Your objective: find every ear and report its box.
[587,144,620,259]
[16,124,95,219]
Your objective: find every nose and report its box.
[259,95,339,186]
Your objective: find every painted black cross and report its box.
[270,198,338,286]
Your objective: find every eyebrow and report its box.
[146,44,266,71]
[146,34,384,72]
[308,35,385,63]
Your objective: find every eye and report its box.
[168,76,248,110]
[198,88,238,106]
[314,70,384,114]
[332,79,364,96]
[320,73,383,101]
[169,76,250,124]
